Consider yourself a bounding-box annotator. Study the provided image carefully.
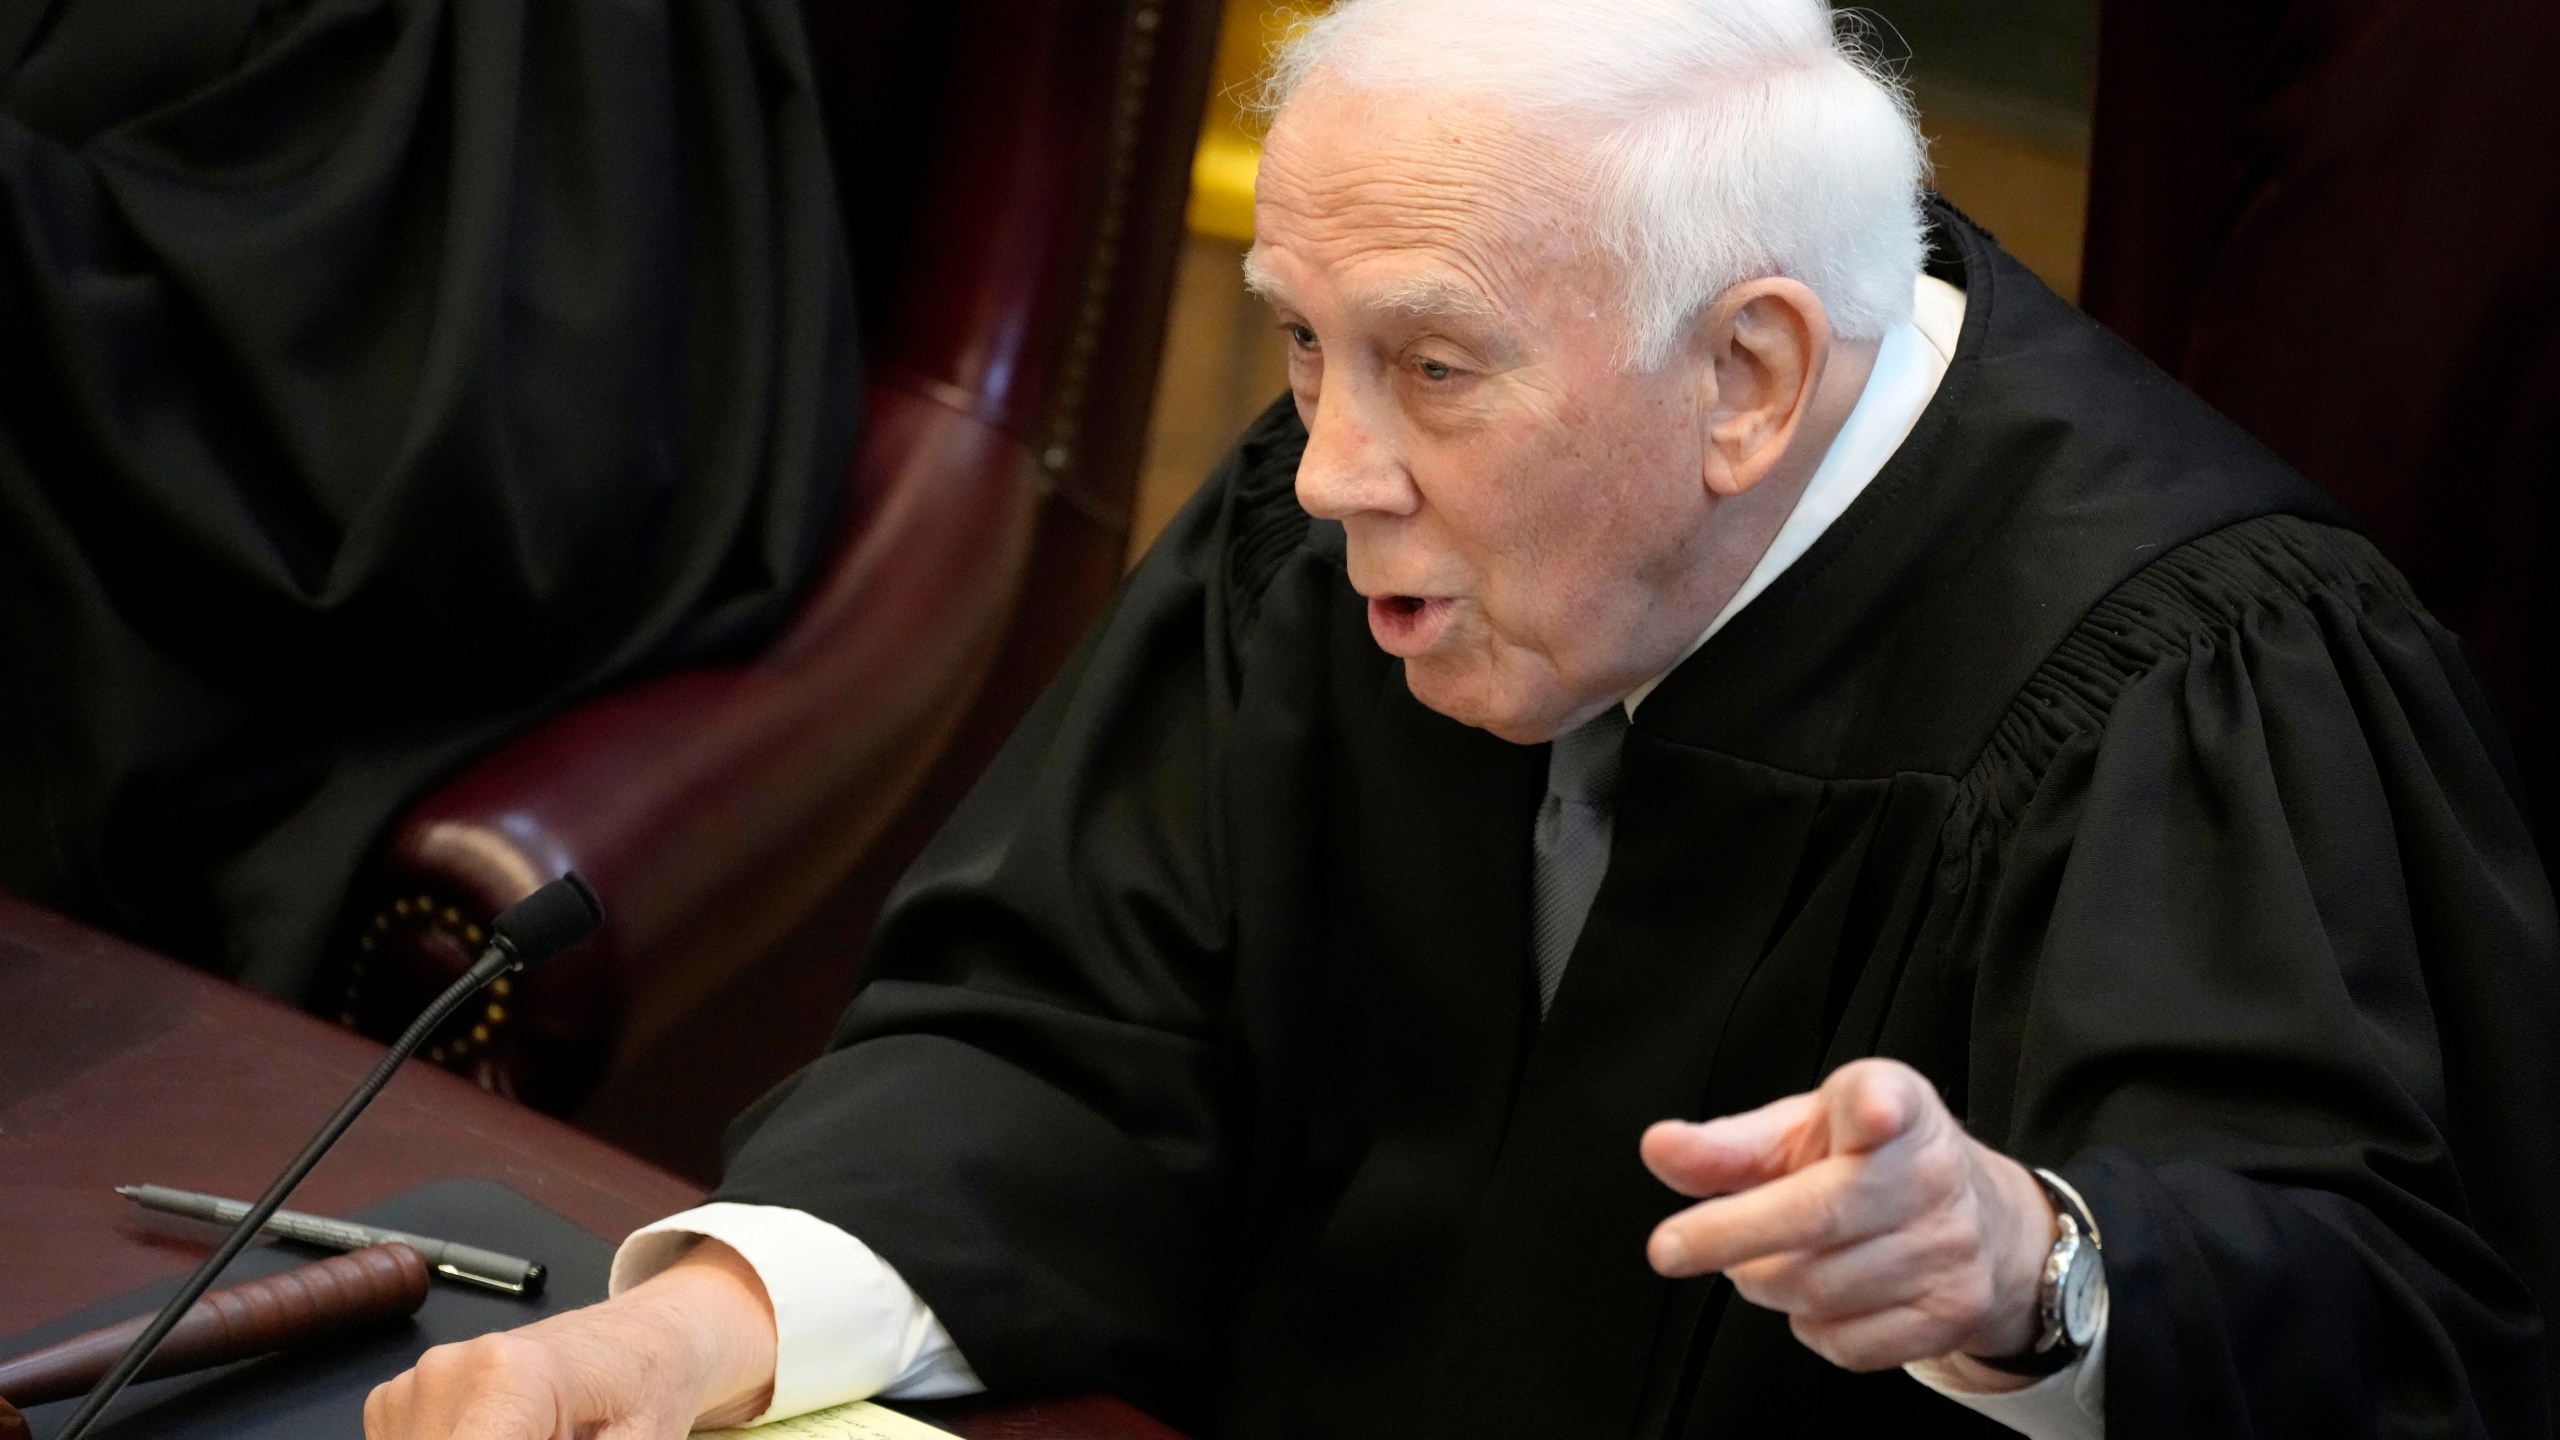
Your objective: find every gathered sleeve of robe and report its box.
[1944,519,2560,1435]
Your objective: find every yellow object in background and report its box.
[1184,0,1329,243]
[1188,127,1264,244]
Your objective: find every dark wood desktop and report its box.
[0,894,1180,1440]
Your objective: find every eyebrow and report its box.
[1242,247,1504,326]
[1240,246,1287,304]
[1363,273,1502,323]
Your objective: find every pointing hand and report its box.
[1641,1058,2057,1377]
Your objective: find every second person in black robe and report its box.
[0,0,857,994]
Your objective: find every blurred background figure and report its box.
[0,0,860,994]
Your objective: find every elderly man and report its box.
[368,0,2560,1436]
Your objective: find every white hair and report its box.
[1259,0,1930,364]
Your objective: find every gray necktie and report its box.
[1531,706,1628,1015]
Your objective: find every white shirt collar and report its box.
[1621,273,1966,716]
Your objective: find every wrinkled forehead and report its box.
[1248,84,1587,318]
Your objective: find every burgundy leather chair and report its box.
[319,0,1222,1170]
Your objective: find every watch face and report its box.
[2060,1248,2103,1346]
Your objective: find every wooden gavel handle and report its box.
[0,1242,430,1409]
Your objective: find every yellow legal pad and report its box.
[699,1400,959,1439]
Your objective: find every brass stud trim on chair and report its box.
[1037,0,1172,540]
[332,892,520,1089]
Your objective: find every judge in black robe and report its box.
[707,206,2560,1437]
[0,0,856,994]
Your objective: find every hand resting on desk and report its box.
[364,1239,778,1438]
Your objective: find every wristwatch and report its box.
[1977,1167,2105,1377]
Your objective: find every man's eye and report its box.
[1415,358,1454,382]
[1286,324,1319,351]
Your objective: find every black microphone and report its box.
[49,873,604,1440]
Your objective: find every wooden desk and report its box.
[0,894,1180,1439]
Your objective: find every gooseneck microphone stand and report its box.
[49,873,604,1440]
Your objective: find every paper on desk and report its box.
[697,1400,959,1439]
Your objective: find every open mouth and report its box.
[1366,594,1454,655]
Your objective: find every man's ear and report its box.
[1695,278,1829,499]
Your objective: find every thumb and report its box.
[1820,1058,1933,1155]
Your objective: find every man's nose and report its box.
[1294,390,1418,520]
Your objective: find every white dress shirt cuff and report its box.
[1904,1290,2106,1440]
[611,1202,985,1424]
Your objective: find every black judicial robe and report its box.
[0,0,854,992]
[716,211,2560,1438]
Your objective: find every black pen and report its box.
[117,1184,547,1297]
